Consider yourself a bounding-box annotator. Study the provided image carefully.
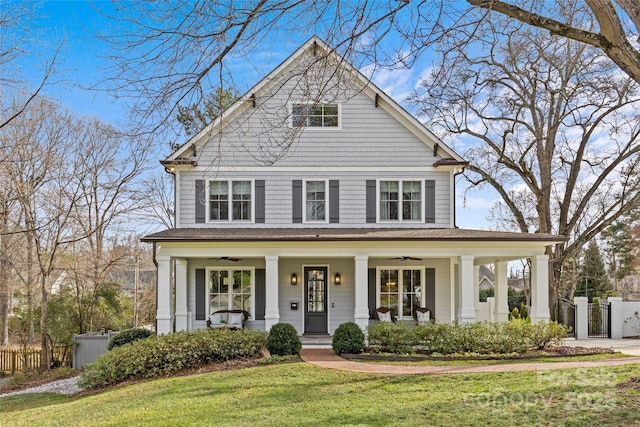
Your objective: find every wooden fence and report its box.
[0,347,72,374]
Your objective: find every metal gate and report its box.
[557,298,576,337]
[588,301,611,338]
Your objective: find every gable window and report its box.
[209,268,254,316]
[379,180,422,222]
[305,180,327,222]
[209,180,252,221]
[378,268,424,318]
[292,103,339,127]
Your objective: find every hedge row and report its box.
[367,320,567,355]
[79,328,266,389]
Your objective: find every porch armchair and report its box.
[413,307,432,324]
[206,310,249,329]
[374,307,397,323]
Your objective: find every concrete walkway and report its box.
[299,342,640,376]
[562,338,640,356]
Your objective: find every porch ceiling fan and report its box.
[212,256,242,262]
[390,256,422,261]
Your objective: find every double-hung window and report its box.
[379,180,422,222]
[292,103,339,127]
[209,268,254,316]
[378,268,424,318]
[305,180,327,222]
[209,180,252,221]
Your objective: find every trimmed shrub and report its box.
[332,322,365,355]
[108,328,154,350]
[528,321,567,350]
[80,328,266,389]
[367,320,567,355]
[367,322,415,353]
[265,323,301,356]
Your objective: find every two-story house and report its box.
[142,37,565,336]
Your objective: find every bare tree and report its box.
[0,2,60,130]
[140,172,176,229]
[65,118,150,332]
[414,9,640,302]
[98,1,474,138]
[468,0,640,84]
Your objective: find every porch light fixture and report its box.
[334,273,341,285]
[291,273,298,285]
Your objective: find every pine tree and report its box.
[577,241,611,301]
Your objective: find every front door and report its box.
[304,267,328,334]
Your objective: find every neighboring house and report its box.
[478,265,495,292]
[142,37,565,336]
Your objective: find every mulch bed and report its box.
[342,346,616,362]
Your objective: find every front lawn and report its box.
[3,361,640,426]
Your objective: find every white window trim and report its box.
[376,179,425,223]
[206,179,255,223]
[302,179,330,224]
[376,266,426,320]
[206,266,256,319]
[289,102,342,130]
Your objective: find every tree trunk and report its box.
[40,275,49,371]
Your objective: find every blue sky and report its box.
[19,0,495,229]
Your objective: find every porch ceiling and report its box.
[142,227,566,244]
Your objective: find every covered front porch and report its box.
[142,228,565,335]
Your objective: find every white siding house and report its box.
[142,37,565,336]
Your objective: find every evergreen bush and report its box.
[332,322,365,355]
[80,328,266,389]
[265,323,301,356]
[108,328,154,350]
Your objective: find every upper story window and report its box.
[305,180,327,222]
[379,180,422,222]
[209,180,252,222]
[292,103,339,127]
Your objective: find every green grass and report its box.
[354,352,631,366]
[2,362,640,426]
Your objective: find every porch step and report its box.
[300,334,332,349]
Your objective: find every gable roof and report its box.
[166,36,464,165]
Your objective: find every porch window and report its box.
[378,268,424,318]
[209,268,254,316]
[292,103,339,127]
[379,180,422,222]
[209,180,252,221]
[305,180,327,222]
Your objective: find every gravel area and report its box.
[0,375,82,398]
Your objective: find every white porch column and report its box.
[574,297,588,339]
[354,255,370,331]
[156,254,173,334]
[473,265,480,319]
[264,255,280,331]
[494,261,510,322]
[174,258,188,332]
[530,254,551,322]
[458,255,476,323]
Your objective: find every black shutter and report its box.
[366,180,376,223]
[254,269,266,320]
[292,180,302,223]
[195,269,206,320]
[425,180,436,223]
[329,180,339,223]
[425,268,436,318]
[368,268,377,319]
[255,180,265,223]
[195,180,206,223]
